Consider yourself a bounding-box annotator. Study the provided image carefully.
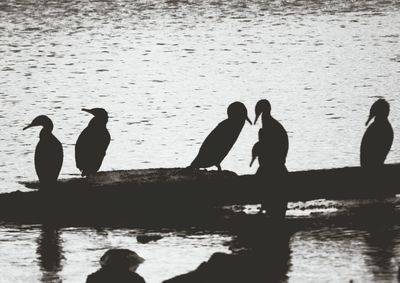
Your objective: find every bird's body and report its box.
[24,115,63,186]
[76,108,110,177]
[253,100,289,174]
[191,119,244,170]
[360,99,393,168]
[189,102,251,171]
[250,141,260,168]
[258,117,289,171]
[253,99,289,217]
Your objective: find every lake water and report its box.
[1,0,400,282]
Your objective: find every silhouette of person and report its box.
[23,115,63,187]
[75,108,110,177]
[188,102,251,171]
[86,249,145,283]
[253,99,289,217]
[360,99,393,168]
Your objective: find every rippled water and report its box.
[2,199,400,282]
[0,225,232,282]
[1,0,400,282]
[1,0,400,193]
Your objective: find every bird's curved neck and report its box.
[261,112,273,123]
[39,125,53,138]
[374,115,389,123]
[89,117,107,128]
[262,111,272,119]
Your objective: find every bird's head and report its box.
[227,102,252,125]
[254,99,271,125]
[23,115,53,131]
[82,108,109,124]
[366,99,390,126]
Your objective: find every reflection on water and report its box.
[288,199,400,282]
[361,204,398,282]
[0,225,232,282]
[36,226,64,282]
[0,199,400,282]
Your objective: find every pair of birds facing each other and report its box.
[188,100,289,172]
[24,108,110,185]
[189,98,393,172]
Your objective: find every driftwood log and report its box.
[0,164,397,224]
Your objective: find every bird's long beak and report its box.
[249,155,256,167]
[23,124,33,130]
[254,113,260,125]
[246,116,252,125]
[82,108,92,114]
[365,114,374,126]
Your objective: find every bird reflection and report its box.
[359,202,398,282]
[163,220,292,283]
[36,225,64,283]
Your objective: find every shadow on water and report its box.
[163,220,293,283]
[355,202,399,282]
[9,198,400,282]
[36,225,64,283]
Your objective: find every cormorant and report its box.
[360,99,393,168]
[188,102,252,171]
[23,115,63,186]
[250,128,264,167]
[75,108,110,177]
[254,99,289,171]
[253,99,289,218]
[250,141,260,168]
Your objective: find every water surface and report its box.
[1,0,400,282]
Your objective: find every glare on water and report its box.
[1,0,400,282]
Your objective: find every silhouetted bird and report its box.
[24,115,63,185]
[250,141,260,168]
[86,249,145,283]
[360,99,393,168]
[75,108,110,177]
[254,99,289,171]
[250,129,264,167]
[188,102,252,171]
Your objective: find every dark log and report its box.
[0,164,397,225]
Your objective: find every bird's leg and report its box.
[216,164,222,171]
